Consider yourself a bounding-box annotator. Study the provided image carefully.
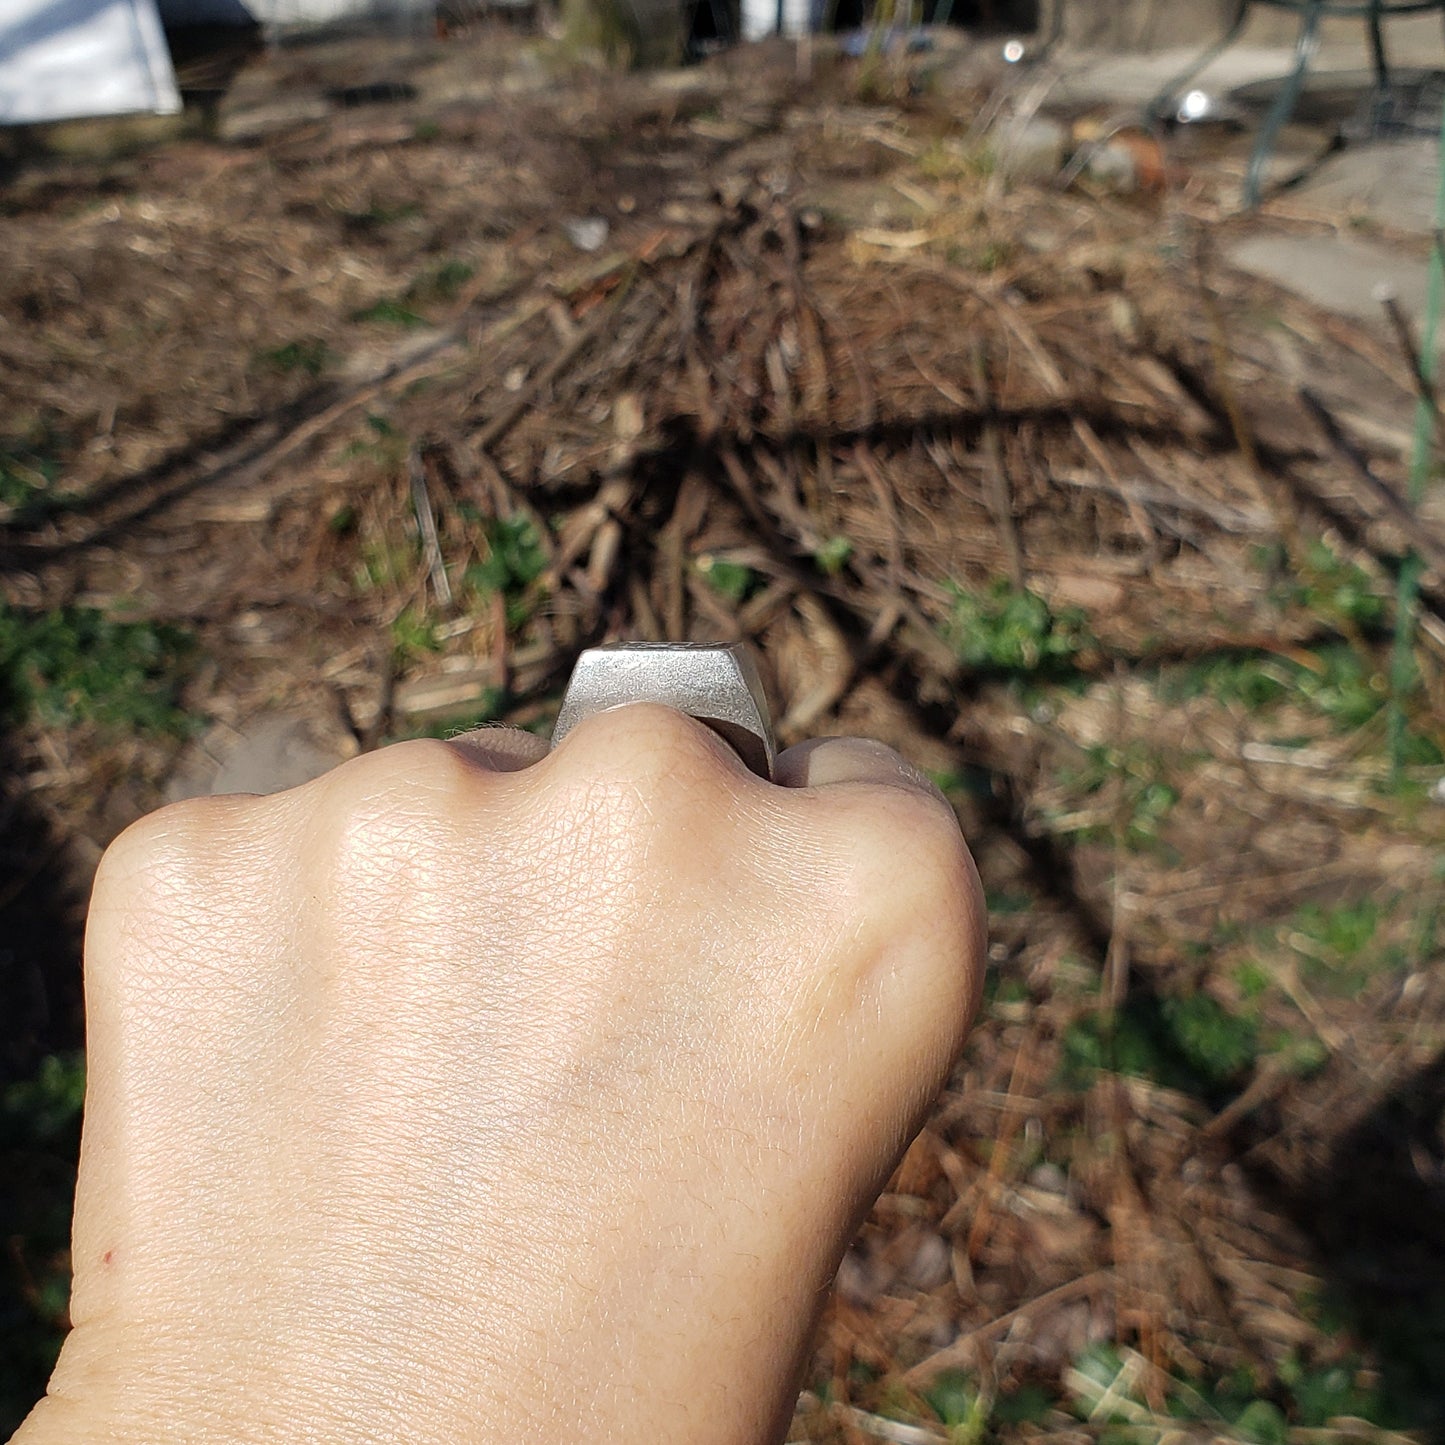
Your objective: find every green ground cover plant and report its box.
[1060,991,1262,1101]
[0,604,194,733]
[945,582,1092,675]
[696,554,759,604]
[1160,640,1442,775]
[1056,742,1180,852]
[942,580,1086,676]
[812,534,854,577]
[465,514,549,628]
[257,338,336,377]
[351,296,427,328]
[0,437,61,515]
[1281,895,1419,997]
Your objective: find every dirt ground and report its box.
[2,24,1444,1442]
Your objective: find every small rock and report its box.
[562,217,609,253]
[613,392,644,440]
[1028,1161,1069,1195]
[992,115,1067,183]
[1084,140,1138,193]
[834,1244,888,1306]
[900,1228,952,1292]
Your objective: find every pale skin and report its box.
[13,704,986,1445]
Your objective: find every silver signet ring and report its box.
[551,642,776,780]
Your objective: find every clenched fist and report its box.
[15,706,984,1445]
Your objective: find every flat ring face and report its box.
[551,642,776,780]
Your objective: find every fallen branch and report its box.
[1298,386,1445,575]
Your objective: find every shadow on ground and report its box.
[0,725,87,1434]
[1274,1050,1445,1443]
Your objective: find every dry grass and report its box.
[1,25,1443,1441]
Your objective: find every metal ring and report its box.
[551,642,776,780]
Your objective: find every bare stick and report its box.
[409,450,452,611]
[972,340,1026,588]
[1298,387,1445,574]
[1379,288,1445,452]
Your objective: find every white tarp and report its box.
[245,0,429,22]
[0,0,182,123]
[156,0,429,24]
[0,0,436,127]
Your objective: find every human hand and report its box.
[14,706,985,1445]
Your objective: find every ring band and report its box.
[551,642,776,780]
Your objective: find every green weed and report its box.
[1260,539,1389,631]
[1277,1352,1406,1430]
[695,555,757,605]
[1067,1343,1149,1425]
[984,889,1033,916]
[468,516,547,595]
[1161,643,1442,768]
[0,604,195,733]
[354,536,416,594]
[991,1383,1055,1425]
[1234,960,1273,1000]
[1159,993,1261,1082]
[1230,1400,1289,1444]
[812,534,854,577]
[351,260,472,326]
[1161,644,1381,723]
[1296,646,1391,732]
[390,605,441,663]
[0,437,62,518]
[1160,650,1296,711]
[1175,1348,1412,1437]
[945,581,1092,674]
[343,415,410,474]
[927,765,992,800]
[408,260,475,306]
[351,297,426,328]
[1292,897,1381,958]
[923,1370,991,1444]
[1283,897,1409,996]
[466,515,549,629]
[1058,743,1179,851]
[257,339,335,377]
[983,975,1031,1012]
[1060,991,1260,1099]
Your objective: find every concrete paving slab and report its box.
[1228,231,1434,344]
[1049,45,1333,111]
[1289,139,1442,236]
[166,713,352,801]
[1045,43,1445,113]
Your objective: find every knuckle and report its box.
[549,702,746,804]
[87,796,275,999]
[96,794,260,899]
[807,786,985,1033]
[837,787,980,936]
[316,740,474,839]
[341,736,477,801]
[308,740,480,898]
